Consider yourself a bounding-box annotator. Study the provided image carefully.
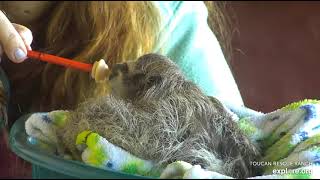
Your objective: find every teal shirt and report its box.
[153,1,244,107]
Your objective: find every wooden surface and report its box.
[228,1,320,112]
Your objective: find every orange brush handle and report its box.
[27,50,93,72]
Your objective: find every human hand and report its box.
[0,10,33,63]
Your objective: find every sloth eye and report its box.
[146,75,162,86]
[132,73,145,80]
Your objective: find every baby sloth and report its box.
[58,54,261,178]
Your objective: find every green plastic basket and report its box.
[9,114,154,179]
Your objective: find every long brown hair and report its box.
[36,1,232,111]
[204,1,234,62]
[39,1,161,110]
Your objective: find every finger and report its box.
[0,11,28,63]
[13,23,33,50]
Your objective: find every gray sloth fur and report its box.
[57,53,261,178]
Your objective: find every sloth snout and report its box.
[109,63,129,80]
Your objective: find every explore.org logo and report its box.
[250,161,313,175]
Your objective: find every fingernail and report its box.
[14,48,26,62]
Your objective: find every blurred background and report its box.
[213,1,320,112]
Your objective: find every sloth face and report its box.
[108,53,186,101]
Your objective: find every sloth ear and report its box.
[146,75,163,87]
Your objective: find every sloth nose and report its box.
[109,63,129,80]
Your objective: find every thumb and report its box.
[13,23,33,51]
[0,11,28,63]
